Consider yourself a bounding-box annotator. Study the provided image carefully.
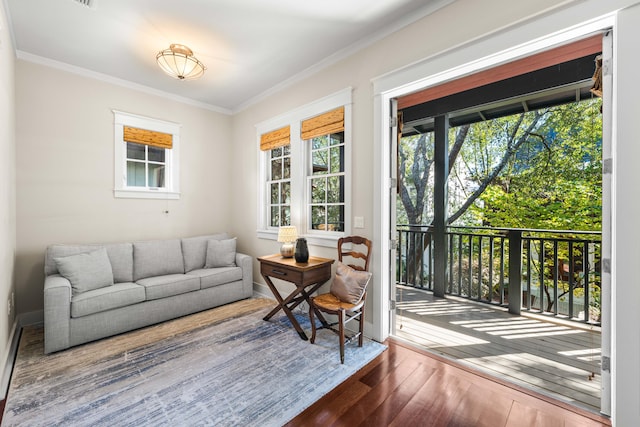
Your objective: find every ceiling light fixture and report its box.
[156,44,206,80]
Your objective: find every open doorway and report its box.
[388,34,609,413]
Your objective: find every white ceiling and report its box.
[5,0,453,113]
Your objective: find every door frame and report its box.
[371,13,615,415]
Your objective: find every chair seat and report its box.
[313,292,360,312]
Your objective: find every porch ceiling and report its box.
[401,54,599,136]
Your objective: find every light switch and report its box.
[354,216,365,228]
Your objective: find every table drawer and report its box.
[261,263,303,283]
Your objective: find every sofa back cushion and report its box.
[181,233,229,272]
[45,243,133,283]
[133,239,185,281]
[54,248,114,295]
[205,238,237,268]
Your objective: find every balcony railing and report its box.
[397,225,602,325]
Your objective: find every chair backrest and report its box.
[338,236,372,272]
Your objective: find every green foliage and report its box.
[468,99,602,230]
[397,98,603,231]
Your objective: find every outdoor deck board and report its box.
[394,286,602,413]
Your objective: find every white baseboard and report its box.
[0,319,20,400]
[19,310,44,327]
[0,310,44,400]
[252,282,274,300]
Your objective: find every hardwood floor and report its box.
[286,339,611,426]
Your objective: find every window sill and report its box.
[257,229,344,249]
[114,189,180,200]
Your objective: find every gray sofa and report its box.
[43,233,253,354]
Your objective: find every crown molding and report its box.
[16,50,232,115]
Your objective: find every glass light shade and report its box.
[156,44,206,80]
[277,226,298,258]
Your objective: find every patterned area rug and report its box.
[2,298,386,426]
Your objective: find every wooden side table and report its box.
[258,254,334,340]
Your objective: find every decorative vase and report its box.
[294,238,309,263]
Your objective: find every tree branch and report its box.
[447,112,545,224]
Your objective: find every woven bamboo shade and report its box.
[301,106,344,140]
[260,125,290,151]
[123,126,173,149]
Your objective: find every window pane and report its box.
[311,206,326,230]
[312,150,328,175]
[281,206,291,226]
[148,164,165,188]
[281,182,290,204]
[127,142,145,160]
[271,159,282,180]
[270,207,280,227]
[282,145,290,156]
[327,176,344,203]
[311,177,326,203]
[148,146,165,163]
[330,133,344,145]
[328,205,344,232]
[127,161,145,187]
[272,147,282,158]
[329,146,344,173]
[283,157,291,179]
[312,135,329,150]
[271,183,279,204]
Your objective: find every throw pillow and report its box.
[205,238,237,268]
[54,248,114,295]
[330,261,372,305]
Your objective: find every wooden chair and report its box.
[309,236,372,363]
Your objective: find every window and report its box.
[268,145,291,227]
[309,132,345,232]
[126,142,166,188]
[256,88,352,247]
[113,111,181,199]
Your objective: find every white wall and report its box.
[0,0,16,391]
[15,61,234,315]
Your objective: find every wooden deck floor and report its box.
[394,286,602,413]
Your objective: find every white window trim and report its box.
[113,110,181,199]
[256,87,352,248]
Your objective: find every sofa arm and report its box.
[44,275,72,354]
[236,253,253,297]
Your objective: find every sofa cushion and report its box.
[71,283,145,318]
[54,248,114,296]
[205,238,237,268]
[181,233,229,272]
[187,267,243,290]
[136,274,200,300]
[133,239,184,281]
[45,243,134,283]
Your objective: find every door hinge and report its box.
[390,300,397,310]
[389,177,397,189]
[602,356,610,372]
[390,116,398,127]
